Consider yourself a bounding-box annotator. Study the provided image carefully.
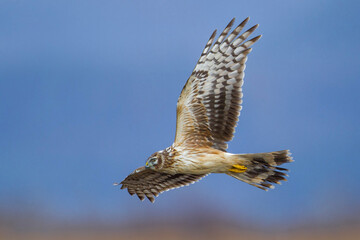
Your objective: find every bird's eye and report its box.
[146,157,158,167]
[150,157,158,164]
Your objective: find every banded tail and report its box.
[227,150,293,190]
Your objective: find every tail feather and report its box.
[227,150,293,190]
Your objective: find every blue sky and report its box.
[1,0,360,225]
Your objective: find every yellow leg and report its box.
[229,164,247,173]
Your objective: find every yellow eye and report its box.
[146,157,157,167]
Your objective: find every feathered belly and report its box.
[166,148,228,174]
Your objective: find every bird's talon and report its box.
[229,164,247,173]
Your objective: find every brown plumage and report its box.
[115,17,293,203]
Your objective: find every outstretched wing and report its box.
[175,18,261,151]
[117,167,207,203]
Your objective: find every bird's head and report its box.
[145,152,163,170]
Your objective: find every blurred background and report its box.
[1,0,360,239]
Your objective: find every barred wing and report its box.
[175,18,261,151]
[117,167,207,203]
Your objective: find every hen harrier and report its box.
[116,17,293,202]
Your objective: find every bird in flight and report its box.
[115,17,293,202]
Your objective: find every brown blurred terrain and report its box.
[1,213,360,240]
